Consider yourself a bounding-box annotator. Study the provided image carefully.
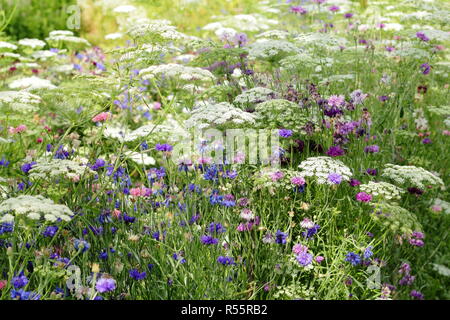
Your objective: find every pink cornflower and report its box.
[291,176,306,186]
[153,102,161,110]
[270,171,284,182]
[92,112,110,122]
[328,95,345,107]
[9,124,27,134]
[292,243,308,255]
[356,192,372,202]
[130,187,152,197]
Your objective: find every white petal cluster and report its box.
[185,102,256,129]
[127,21,186,40]
[0,90,41,113]
[233,87,277,106]
[360,181,404,201]
[18,38,46,49]
[28,159,95,180]
[297,156,352,185]
[8,76,56,91]
[248,40,299,60]
[46,30,91,47]
[140,63,215,82]
[382,164,444,189]
[0,195,73,223]
[0,41,18,51]
[256,30,290,40]
[427,105,450,117]
[124,151,156,165]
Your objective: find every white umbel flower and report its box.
[382,164,444,189]
[140,63,215,82]
[297,156,352,185]
[28,159,95,180]
[18,38,46,49]
[185,102,256,129]
[360,181,404,201]
[8,76,57,91]
[0,195,73,223]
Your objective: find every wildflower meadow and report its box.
[0,0,449,302]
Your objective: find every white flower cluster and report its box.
[233,87,277,107]
[140,63,215,82]
[297,156,352,185]
[0,91,42,113]
[46,30,91,47]
[382,164,444,189]
[0,195,73,223]
[0,41,18,51]
[28,159,95,180]
[413,108,429,130]
[432,264,450,277]
[248,40,299,61]
[360,181,404,201]
[102,117,187,143]
[31,50,58,60]
[185,102,256,129]
[203,14,278,33]
[18,38,46,49]
[127,21,186,41]
[124,151,156,166]
[294,33,348,50]
[256,30,290,40]
[8,76,57,91]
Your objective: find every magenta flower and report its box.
[356,192,372,202]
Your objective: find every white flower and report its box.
[360,181,404,201]
[8,76,56,91]
[298,157,352,185]
[18,38,46,49]
[124,151,156,166]
[234,87,277,107]
[382,164,444,189]
[28,159,95,180]
[140,63,215,83]
[0,195,73,223]
[113,5,137,13]
[185,102,256,129]
[0,41,18,51]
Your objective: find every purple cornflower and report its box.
[328,5,340,12]
[290,6,307,14]
[349,178,361,187]
[410,290,424,300]
[296,252,313,266]
[364,145,380,153]
[328,173,342,184]
[326,145,345,157]
[420,63,431,75]
[416,32,429,42]
[363,246,373,259]
[279,129,293,138]
[302,224,320,239]
[275,230,288,244]
[328,95,345,107]
[217,256,235,266]
[95,277,116,293]
[129,269,147,280]
[345,252,361,266]
[399,275,416,286]
[344,13,353,19]
[366,168,377,176]
[356,192,372,203]
[21,162,36,174]
[155,143,173,152]
[378,96,389,102]
[200,235,219,245]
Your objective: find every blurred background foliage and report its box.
[0,0,78,40]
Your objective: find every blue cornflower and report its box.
[206,222,226,234]
[11,272,29,289]
[21,162,36,174]
[345,252,362,266]
[129,269,147,280]
[42,226,58,238]
[200,235,219,245]
[302,224,320,239]
[140,141,149,150]
[279,129,293,138]
[74,239,90,253]
[155,143,173,152]
[217,256,236,266]
[363,246,373,259]
[10,289,40,300]
[0,157,10,167]
[0,223,14,235]
[275,230,288,244]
